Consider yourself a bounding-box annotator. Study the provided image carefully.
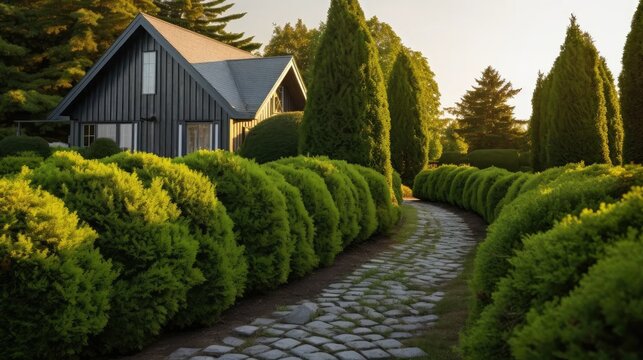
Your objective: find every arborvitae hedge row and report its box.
[484,172,523,222]
[392,170,404,205]
[103,152,246,327]
[332,160,378,242]
[263,167,318,278]
[266,163,342,266]
[25,152,202,354]
[354,164,400,233]
[0,179,114,360]
[177,150,292,292]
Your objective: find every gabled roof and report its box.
[49,13,306,120]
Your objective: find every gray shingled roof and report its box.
[193,56,294,114]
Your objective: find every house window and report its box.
[142,51,156,95]
[270,86,284,115]
[187,123,212,154]
[119,124,133,150]
[96,124,117,141]
[83,124,96,147]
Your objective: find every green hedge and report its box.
[462,187,643,360]
[492,172,532,220]
[354,165,400,233]
[266,163,342,266]
[25,152,201,354]
[177,150,292,292]
[103,152,246,327]
[263,166,318,278]
[85,138,121,159]
[0,135,51,158]
[0,179,114,360]
[468,149,520,171]
[332,160,378,242]
[392,170,404,204]
[0,154,43,176]
[439,151,468,165]
[238,112,302,163]
[484,172,523,222]
[277,156,360,248]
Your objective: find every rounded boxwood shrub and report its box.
[277,156,360,248]
[177,150,292,292]
[511,233,643,360]
[461,167,488,210]
[472,167,511,219]
[103,152,246,327]
[25,152,202,353]
[0,154,43,176]
[0,135,51,158]
[468,149,520,171]
[448,166,478,207]
[0,179,114,359]
[469,164,643,320]
[392,170,404,204]
[238,112,302,163]
[355,165,400,233]
[85,138,121,159]
[493,172,532,220]
[266,163,342,266]
[263,166,318,278]
[485,172,524,222]
[412,169,431,199]
[434,165,463,203]
[332,160,377,242]
[462,187,643,360]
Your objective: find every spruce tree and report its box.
[450,66,522,150]
[599,57,624,165]
[300,0,392,183]
[545,16,610,167]
[529,73,544,170]
[388,49,431,184]
[155,0,260,51]
[619,0,643,164]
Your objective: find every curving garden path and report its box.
[156,201,481,360]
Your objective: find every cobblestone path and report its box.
[169,201,478,360]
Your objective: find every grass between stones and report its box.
[409,243,478,360]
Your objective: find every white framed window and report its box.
[119,124,133,150]
[187,123,212,154]
[97,124,117,141]
[213,123,219,149]
[142,51,156,95]
[83,124,96,147]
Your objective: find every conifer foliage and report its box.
[620,0,643,164]
[299,0,392,184]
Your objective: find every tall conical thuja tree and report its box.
[538,72,554,167]
[599,57,625,165]
[387,50,431,184]
[620,0,643,164]
[300,0,392,184]
[529,72,544,170]
[544,16,610,167]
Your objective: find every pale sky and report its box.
[227,0,639,120]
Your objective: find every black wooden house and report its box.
[48,13,307,156]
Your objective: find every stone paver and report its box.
[170,202,477,359]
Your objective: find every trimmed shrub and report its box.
[402,184,413,198]
[25,152,201,353]
[0,179,114,359]
[439,151,468,165]
[433,165,462,203]
[355,165,400,233]
[462,168,489,210]
[511,233,643,360]
[469,164,643,319]
[238,112,302,163]
[0,135,51,158]
[267,163,342,266]
[0,154,43,176]
[462,187,643,360]
[392,170,404,204]
[472,167,511,219]
[277,156,360,248]
[103,152,245,327]
[485,172,524,222]
[448,166,478,207]
[85,138,121,159]
[177,150,292,292]
[518,151,531,167]
[493,172,532,219]
[332,160,378,242]
[468,149,520,172]
[263,166,318,278]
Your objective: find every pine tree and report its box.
[450,66,522,150]
[529,72,544,170]
[155,0,260,51]
[387,49,431,184]
[545,16,610,167]
[300,0,392,183]
[619,0,643,164]
[599,57,624,165]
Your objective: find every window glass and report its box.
[142,51,156,95]
[187,123,212,154]
[83,124,96,147]
[119,124,133,150]
[96,124,117,141]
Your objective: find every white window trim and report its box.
[178,124,183,157]
[142,51,156,95]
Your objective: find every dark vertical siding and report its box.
[67,29,231,157]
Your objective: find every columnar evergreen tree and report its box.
[367,16,403,81]
[388,49,431,184]
[450,66,522,150]
[529,73,544,170]
[544,16,610,167]
[538,73,554,167]
[155,0,260,51]
[619,0,643,164]
[300,0,392,183]
[599,57,624,165]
